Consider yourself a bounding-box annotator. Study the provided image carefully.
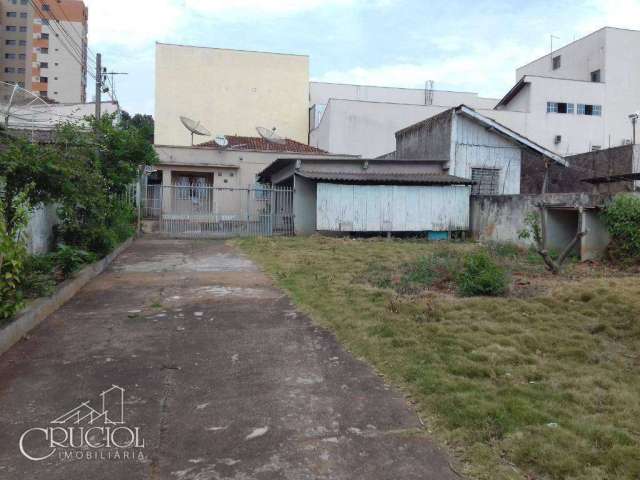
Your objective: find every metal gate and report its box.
[143,184,294,238]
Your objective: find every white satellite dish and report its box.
[256,126,286,145]
[0,81,53,134]
[180,116,212,145]
[213,134,229,148]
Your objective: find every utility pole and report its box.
[104,72,128,101]
[95,53,102,123]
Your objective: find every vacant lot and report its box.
[236,236,640,480]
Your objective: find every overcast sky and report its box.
[84,0,640,115]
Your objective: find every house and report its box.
[310,27,640,158]
[146,136,355,234]
[394,105,567,195]
[257,157,474,236]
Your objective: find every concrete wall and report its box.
[395,110,452,161]
[293,175,316,236]
[470,193,612,260]
[155,44,310,146]
[521,144,639,195]
[25,203,58,255]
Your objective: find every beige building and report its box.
[155,43,310,147]
[0,0,87,103]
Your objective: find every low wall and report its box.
[25,203,59,255]
[470,193,612,259]
[0,237,133,357]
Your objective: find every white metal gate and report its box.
[143,184,294,238]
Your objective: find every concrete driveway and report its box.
[0,238,457,480]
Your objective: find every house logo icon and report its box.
[19,385,145,462]
[51,385,125,425]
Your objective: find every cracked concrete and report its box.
[0,238,457,479]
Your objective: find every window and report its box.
[5,39,16,45]
[6,26,17,32]
[552,55,561,70]
[591,70,601,82]
[39,91,48,98]
[577,104,602,116]
[4,53,16,59]
[40,76,48,83]
[471,168,500,196]
[547,102,574,114]
[40,62,48,68]
[4,67,16,73]
[18,40,26,46]
[40,19,49,25]
[20,12,27,18]
[42,4,50,11]
[17,68,25,74]
[10,0,17,4]
[39,47,48,54]
[21,0,28,4]
[6,12,17,17]
[41,33,49,40]
[18,54,26,60]
[19,26,27,32]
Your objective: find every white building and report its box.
[309,82,500,158]
[310,27,640,159]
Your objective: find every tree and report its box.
[120,111,154,143]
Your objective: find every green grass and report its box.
[235,236,640,480]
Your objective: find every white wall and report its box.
[316,183,470,232]
[452,114,522,195]
[516,28,606,83]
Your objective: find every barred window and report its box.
[471,168,500,196]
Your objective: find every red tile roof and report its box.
[197,135,327,153]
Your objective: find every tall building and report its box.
[155,43,310,146]
[0,0,88,103]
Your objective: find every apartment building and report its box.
[0,0,87,103]
[496,27,640,154]
[310,27,640,158]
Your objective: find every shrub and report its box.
[0,192,30,320]
[52,245,97,278]
[403,252,459,289]
[458,252,508,297]
[22,254,56,298]
[602,194,640,263]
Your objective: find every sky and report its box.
[84,0,640,115]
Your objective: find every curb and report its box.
[0,237,134,357]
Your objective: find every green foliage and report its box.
[0,191,30,320]
[401,252,459,292]
[51,245,97,278]
[602,194,640,263]
[21,254,56,298]
[457,252,508,297]
[518,211,542,245]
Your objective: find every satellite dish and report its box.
[180,116,211,145]
[213,134,229,148]
[0,81,53,134]
[256,126,286,145]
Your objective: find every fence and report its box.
[142,184,294,238]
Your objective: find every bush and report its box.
[403,252,460,289]
[0,191,30,320]
[458,252,508,297]
[21,255,56,298]
[602,194,640,263]
[51,245,97,278]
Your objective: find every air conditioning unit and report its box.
[554,135,562,145]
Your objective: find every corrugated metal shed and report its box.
[317,183,470,232]
[298,171,473,185]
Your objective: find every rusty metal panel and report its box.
[316,183,470,232]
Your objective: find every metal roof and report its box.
[297,171,474,185]
[582,172,640,184]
